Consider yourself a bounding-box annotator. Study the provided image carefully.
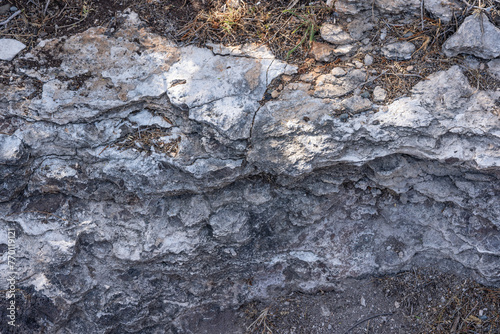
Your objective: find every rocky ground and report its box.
[1,0,500,333]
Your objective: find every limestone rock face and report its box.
[443,13,500,59]
[1,11,500,334]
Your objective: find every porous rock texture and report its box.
[1,10,500,334]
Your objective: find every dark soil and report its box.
[180,269,500,334]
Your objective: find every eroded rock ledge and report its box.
[1,11,499,333]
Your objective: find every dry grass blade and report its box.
[247,306,273,334]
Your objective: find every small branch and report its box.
[343,312,394,334]
[0,9,22,26]
[44,0,51,16]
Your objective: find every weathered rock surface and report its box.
[0,38,26,61]
[443,13,500,59]
[1,11,500,334]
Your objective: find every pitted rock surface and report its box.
[1,10,500,334]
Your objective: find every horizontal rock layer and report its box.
[1,11,499,334]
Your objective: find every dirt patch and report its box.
[179,268,500,334]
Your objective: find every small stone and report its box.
[361,296,366,307]
[354,60,363,68]
[339,113,349,122]
[382,42,415,60]
[320,23,354,45]
[406,66,414,72]
[425,0,463,24]
[347,19,375,40]
[373,86,387,102]
[380,27,387,41]
[0,39,26,61]
[10,6,17,11]
[395,301,401,309]
[309,41,336,62]
[333,44,356,56]
[271,90,280,99]
[330,67,346,77]
[364,54,374,66]
[375,0,420,14]
[443,13,500,59]
[342,95,372,113]
[360,91,370,98]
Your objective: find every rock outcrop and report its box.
[1,10,500,334]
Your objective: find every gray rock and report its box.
[382,41,416,60]
[0,38,26,61]
[375,0,420,14]
[443,13,500,59]
[364,54,374,66]
[487,58,500,80]
[424,0,463,23]
[320,23,354,45]
[342,95,372,113]
[331,67,347,77]
[347,19,375,40]
[373,86,387,102]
